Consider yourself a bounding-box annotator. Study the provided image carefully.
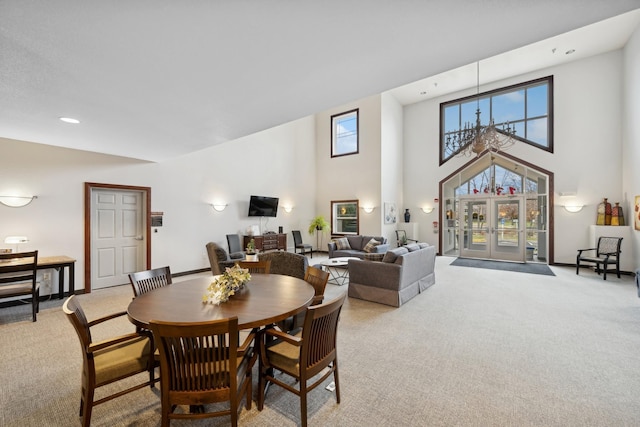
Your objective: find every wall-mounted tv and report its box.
[248,195,279,217]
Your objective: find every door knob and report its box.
[134,235,143,241]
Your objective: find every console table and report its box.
[37,256,76,299]
[243,233,286,252]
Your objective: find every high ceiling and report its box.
[1,1,639,162]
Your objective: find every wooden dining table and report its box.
[127,274,314,329]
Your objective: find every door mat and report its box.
[450,257,555,276]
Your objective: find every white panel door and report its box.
[92,189,145,289]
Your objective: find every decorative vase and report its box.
[404,209,410,223]
[246,254,258,261]
[597,198,612,225]
[611,202,625,226]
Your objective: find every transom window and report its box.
[331,109,359,157]
[440,76,553,164]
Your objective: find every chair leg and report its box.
[81,389,93,427]
[334,362,341,404]
[603,261,607,280]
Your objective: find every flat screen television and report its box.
[248,195,279,217]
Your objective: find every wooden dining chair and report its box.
[236,259,271,274]
[258,293,347,427]
[128,266,172,297]
[63,295,157,427]
[0,250,39,322]
[149,317,256,427]
[283,266,330,332]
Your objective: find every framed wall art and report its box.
[384,202,397,224]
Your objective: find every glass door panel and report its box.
[460,199,490,259]
[491,198,524,261]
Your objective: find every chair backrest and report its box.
[236,260,271,274]
[597,237,623,256]
[206,242,230,275]
[304,266,329,305]
[395,230,407,244]
[258,251,308,279]
[227,234,243,255]
[0,250,38,287]
[62,295,92,349]
[292,230,303,246]
[149,317,240,400]
[300,292,347,378]
[128,266,172,297]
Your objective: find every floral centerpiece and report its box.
[203,264,251,305]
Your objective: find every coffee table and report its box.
[320,257,359,286]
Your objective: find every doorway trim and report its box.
[84,182,151,293]
[438,150,555,264]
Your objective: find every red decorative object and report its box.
[496,186,503,195]
[473,188,479,194]
[508,186,516,195]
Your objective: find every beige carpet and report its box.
[1,256,639,426]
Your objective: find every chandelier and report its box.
[446,62,517,157]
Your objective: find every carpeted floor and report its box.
[451,257,555,275]
[1,256,639,426]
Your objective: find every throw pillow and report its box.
[334,237,351,250]
[363,238,381,253]
[405,243,420,252]
[382,247,408,263]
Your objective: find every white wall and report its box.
[622,23,640,272]
[403,50,629,264]
[0,116,317,292]
[314,95,383,246]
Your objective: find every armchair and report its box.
[206,242,237,275]
[576,236,623,280]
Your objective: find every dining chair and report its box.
[576,236,623,280]
[283,265,330,332]
[149,317,255,427]
[128,266,172,297]
[258,292,347,427]
[0,250,39,322]
[395,230,417,247]
[63,295,157,427]
[236,259,271,274]
[292,230,313,258]
[226,234,246,260]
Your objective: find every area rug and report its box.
[450,257,555,276]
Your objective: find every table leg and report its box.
[68,262,75,296]
[58,267,65,300]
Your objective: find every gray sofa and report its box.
[347,243,436,307]
[327,235,388,259]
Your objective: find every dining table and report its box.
[127,274,314,329]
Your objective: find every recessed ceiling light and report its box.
[59,117,80,124]
[419,91,427,95]
[565,49,576,55]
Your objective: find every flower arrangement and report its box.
[203,264,251,305]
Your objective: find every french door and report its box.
[459,195,525,262]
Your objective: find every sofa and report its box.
[327,235,388,259]
[347,242,436,307]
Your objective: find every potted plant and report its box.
[245,238,258,261]
[308,215,330,251]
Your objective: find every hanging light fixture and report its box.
[446,62,517,158]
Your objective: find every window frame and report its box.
[330,200,359,235]
[439,76,553,165]
[331,109,359,158]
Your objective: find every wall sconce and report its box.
[562,205,584,213]
[282,206,293,213]
[420,206,434,214]
[361,206,376,214]
[4,236,29,252]
[211,203,227,212]
[0,195,37,207]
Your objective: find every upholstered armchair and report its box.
[258,251,309,279]
[206,242,238,275]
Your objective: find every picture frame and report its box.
[384,202,397,224]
